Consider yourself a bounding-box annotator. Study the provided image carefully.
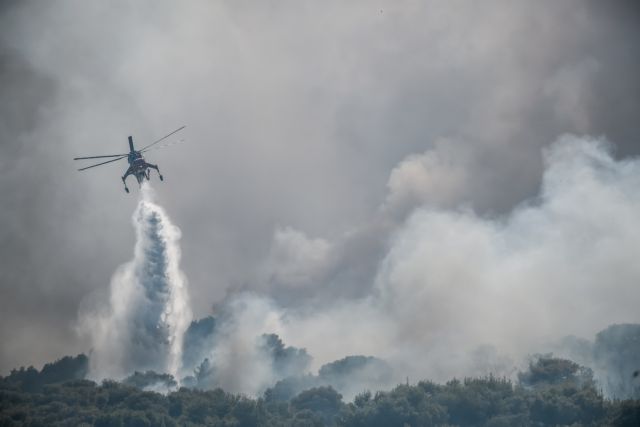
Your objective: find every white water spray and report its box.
[81,184,191,381]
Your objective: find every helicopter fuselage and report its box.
[126,151,152,184]
[121,137,163,191]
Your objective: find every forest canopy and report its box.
[1,352,639,426]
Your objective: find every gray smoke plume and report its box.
[553,324,640,399]
[74,136,640,401]
[210,135,640,395]
[79,184,191,381]
[3,1,640,379]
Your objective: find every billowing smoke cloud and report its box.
[190,295,289,395]
[76,136,639,400]
[79,185,191,381]
[369,135,640,380]
[2,1,640,377]
[219,135,640,393]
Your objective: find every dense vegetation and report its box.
[1,355,639,426]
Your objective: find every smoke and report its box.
[78,135,640,399]
[553,324,640,399]
[199,295,287,395]
[221,135,640,392]
[79,184,191,381]
[3,0,640,377]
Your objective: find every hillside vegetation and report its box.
[1,355,639,426]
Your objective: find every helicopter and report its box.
[73,126,185,193]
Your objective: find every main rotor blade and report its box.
[77,155,127,171]
[74,154,128,160]
[139,125,186,152]
[142,138,185,153]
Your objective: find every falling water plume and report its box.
[82,184,192,382]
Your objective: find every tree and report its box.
[291,386,343,426]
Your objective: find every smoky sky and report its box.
[1,0,640,375]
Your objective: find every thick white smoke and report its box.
[80,184,191,381]
[212,135,640,392]
[369,135,640,380]
[79,136,639,398]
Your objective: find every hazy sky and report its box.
[1,0,639,375]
